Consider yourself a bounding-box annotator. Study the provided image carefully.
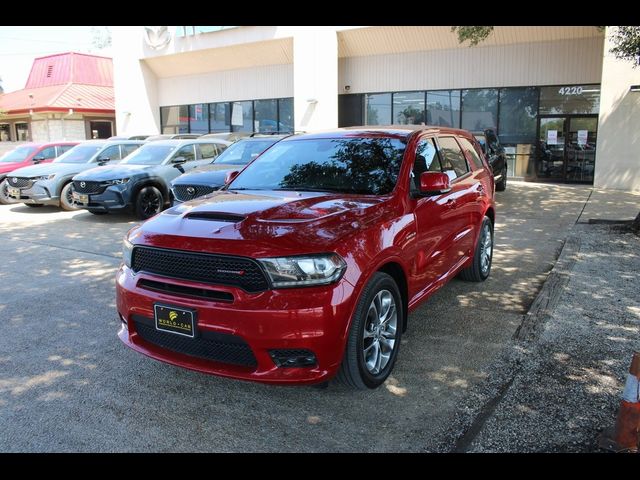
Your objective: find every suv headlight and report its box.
[258,254,346,288]
[105,178,129,186]
[122,237,134,268]
[35,174,56,181]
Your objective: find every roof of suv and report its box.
[139,138,232,148]
[283,125,469,142]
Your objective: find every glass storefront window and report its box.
[255,99,278,133]
[461,89,498,131]
[209,102,231,132]
[0,124,11,141]
[365,93,391,125]
[539,85,600,115]
[161,106,188,134]
[498,87,538,144]
[393,92,425,125]
[278,98,294,133]
[231,101,253,132]
[426,90,460,128]
[188,104,209,133]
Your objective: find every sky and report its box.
[0,26,112,93]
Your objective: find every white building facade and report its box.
[111,26,640,192]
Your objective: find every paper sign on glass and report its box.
[231,103,244,126]
[547,130,558,145]
[577,130,588,146]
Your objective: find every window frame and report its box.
[433,135,471,182]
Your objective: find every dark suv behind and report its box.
[473,128,507,191]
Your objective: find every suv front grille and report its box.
[132,246,269,293]
[8,177,33,188]
[173,184,217,202]
[132,316,257,367]
[73,180,106,195]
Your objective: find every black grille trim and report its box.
[138,279,234,303]
[173,184,217,202]
[132,246,270,293]
[8,177,33,188]
[73,180,106,195]
[132,315,257,367]
[184,212,245,222]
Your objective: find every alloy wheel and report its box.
[362,289,398,375]
[480,222,493,276]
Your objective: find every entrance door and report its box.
[89,121,113,139]
[536,116,597,184]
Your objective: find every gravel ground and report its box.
[439,223,640,452]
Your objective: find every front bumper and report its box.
[75,184,132,212]
[116,265,356,385]
[9,180,59,205]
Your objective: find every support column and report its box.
[293,28,338,132]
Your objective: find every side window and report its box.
[174,145,196,162]
[197,143,218,160]
[437,137,469,180]
[39,147,57,159]
[57,145,74,155]
[99,145,121,161]
[411,139,441,191]
[485,129,500,152]
[458,137,485,170]
[122,144,141,157]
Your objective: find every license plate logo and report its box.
[154,304,195,338]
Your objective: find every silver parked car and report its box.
[6,140,144,210]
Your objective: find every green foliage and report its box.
[451,26,494,46]
[609,26,640,67]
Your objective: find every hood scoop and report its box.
[184,211,246,223]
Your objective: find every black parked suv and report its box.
[473,128,507,191]
[171,134,288,204]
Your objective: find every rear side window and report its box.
[39,147,57,159]
[175,145,196,162]
[457,137,485,170]
[57,145,75,155]
[485,129,500,151]
[437,137,469,179]
[100,145,122,161]
[198,143,219,160]
[411,139,441,192]
[122,144,141,157]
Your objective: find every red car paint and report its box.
[116,127,495,385]
[0,142,79,177]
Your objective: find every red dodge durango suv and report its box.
[116,126,495,389]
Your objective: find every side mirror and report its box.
[97,156,111,164]
[225,170,240,184]
[418,172,451,196]
[32,157,45,164]
[172,156,187,165]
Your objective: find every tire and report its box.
[336,272,403,389]
[59,182,79,211]
[88,210,108,215]
[0,179,17,205]
[24,203,44,208]
[459,216,493,282]
[495,167,507,191]
[135,186,164,220]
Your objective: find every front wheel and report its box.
[459,216,493,282]
[59,182,80,211]
[0,180,17,205]
[135,186,164,220]
[336,272,403,389]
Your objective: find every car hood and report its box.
[73,163,160,181]
[131,189,395,257]
[0,159,54,176]
[8,162,94,178]
[172,164,243,187]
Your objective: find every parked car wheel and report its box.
[496,167,507,191]
[336,272,403,389]
[59,182,79,211]
[459,216,493,282]
[0,179,17,205]
[135,186,164,220]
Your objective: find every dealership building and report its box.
[111,26,640,192]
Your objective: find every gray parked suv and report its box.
[6,140,144,210]
[71,138,230,219]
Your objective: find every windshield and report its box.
[229,137,406,195]
[54,144,103,164]
[214,139,276,166]
[122,145,176,165]
[0,146,37,163]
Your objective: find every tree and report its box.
[450,27,494,46]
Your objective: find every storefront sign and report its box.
[577,130,588,146]
[547,130,558,145]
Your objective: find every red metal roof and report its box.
[0,83,114,114]
[25,52,113,88]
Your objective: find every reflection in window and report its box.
[365,93,391,125]
[438,137,469,179]
[161,106,189,134]
[393,92,425,125]
[278,98,294,133]
[539,85,600,115]
[189,104,209,133]
[461,89,498,131]
[426,90,460,128]
[231,101,253,132]
[498,87,538,144]
[15,122,29,141]
[412,139,440,191]
[209,103,231,132]
[255,99,278,133]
